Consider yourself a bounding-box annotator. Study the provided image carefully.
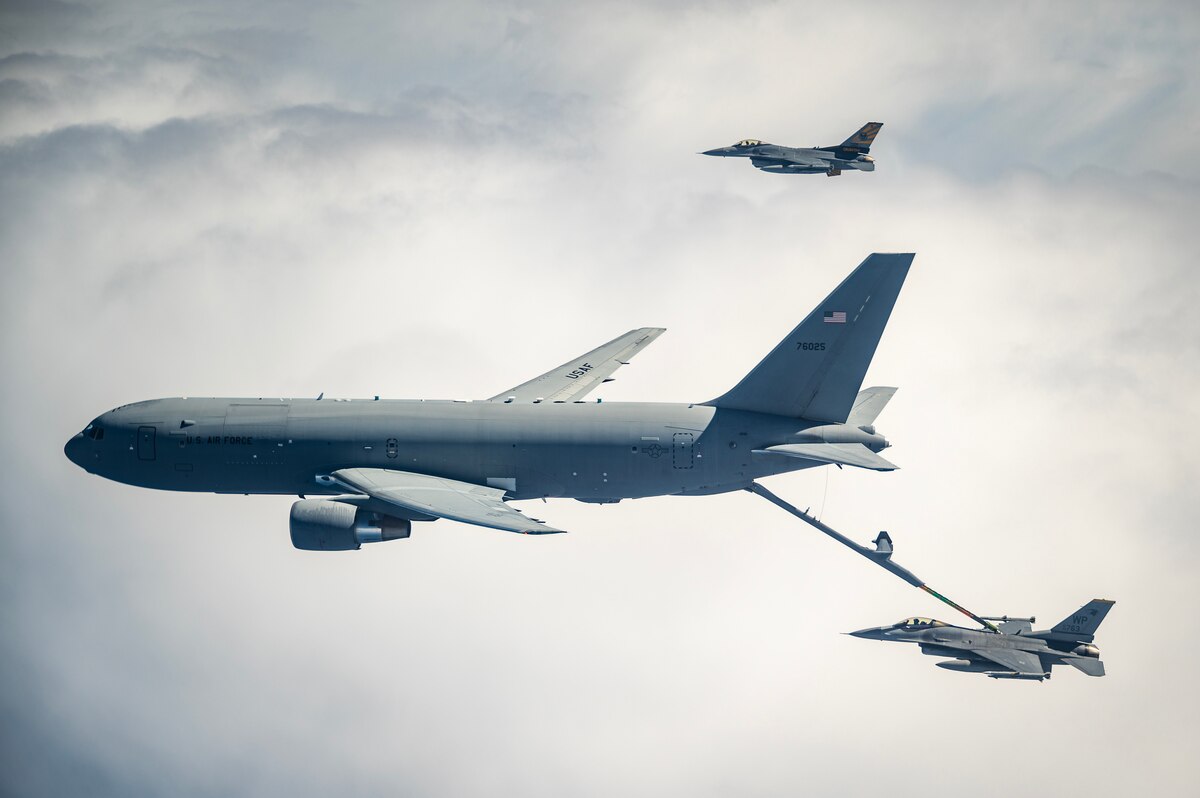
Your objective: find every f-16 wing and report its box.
[326,468,564,534]
[926,641,1048,676]
[751,152,831,170]
[968,647,1048,676]
[488,327,665,404]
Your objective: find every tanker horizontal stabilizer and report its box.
[753,443,899,471]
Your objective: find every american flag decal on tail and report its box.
[824,311,847,324]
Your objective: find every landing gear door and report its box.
[137,426,156,460]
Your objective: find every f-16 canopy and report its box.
[894,617,949,630]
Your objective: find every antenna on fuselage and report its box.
[316,392,324,400]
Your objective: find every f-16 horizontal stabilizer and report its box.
[1068,657,1106,677]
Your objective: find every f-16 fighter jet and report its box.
[65,253,911,551]
[849,599,1115,681]
[702,122,882,176]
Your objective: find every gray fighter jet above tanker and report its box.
[65,253,911,550]
[850,599,1115,681]
[702,122,882,176]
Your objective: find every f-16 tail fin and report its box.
[1050,599,1115,642]
[706,253,912,422]
[840,122,883,152]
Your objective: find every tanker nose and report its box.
[64,432,86,469]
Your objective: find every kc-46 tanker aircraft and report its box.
[66,253,912,551]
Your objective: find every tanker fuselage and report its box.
[65,396,828,502]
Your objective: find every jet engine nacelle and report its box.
[289,499,411,551]
[1073,644,1101,658]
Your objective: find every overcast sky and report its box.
[3,2,1199,796]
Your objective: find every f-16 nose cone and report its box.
[701,148,729,156]
[848,627,885,639]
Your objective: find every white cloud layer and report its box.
[3,2,1199,796]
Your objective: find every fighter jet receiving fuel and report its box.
[849,599,1115,681]
[65,253,911,551]
[702,122,883,176]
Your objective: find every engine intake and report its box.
[290,499,411,551]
